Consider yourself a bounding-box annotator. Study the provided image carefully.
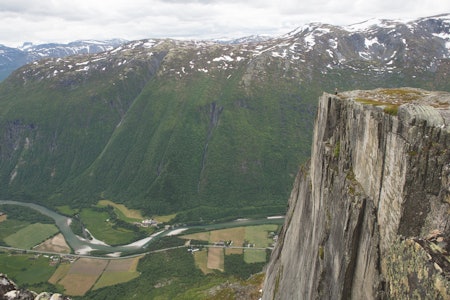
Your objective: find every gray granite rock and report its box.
[263,88,450,299]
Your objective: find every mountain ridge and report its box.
[0,14,449,221]
[2,13,449,82]
[0,39,127,82]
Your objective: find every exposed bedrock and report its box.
[263,88,450,299]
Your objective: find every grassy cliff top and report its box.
[339,87,450,107]
[335,88,450,130]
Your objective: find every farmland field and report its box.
[211,227,245,255]
[182,224,279,271]
[152,213,177,223]
[244,224,278,248]
[210,227,245,245]
[4,223,59,249]
[182,231,210,241]
[48,263,71,285]
[34,233,71,253]
[57,258,108,296]
[0,219,30,242]
[0,211,280,296]
[207,247,224,271]
[193,249,212,274]
[243,248,267,263]
[97,200,144,221]
[243,224,277,263]
[59,273,100,296]
[93,271,140,290]
[79,208,138,245]
[69,258,109,275]
[50,257,144,296]
[0,214,6,222]
[182,225,277,249]
[105,256,141,272]
[0,252,57,286]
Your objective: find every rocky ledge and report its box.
[0,273,70,300]
[263,88,450,299]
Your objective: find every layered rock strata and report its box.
[263,88,450,299]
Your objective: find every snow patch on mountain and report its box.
[365,37,379,48]
[213,55,234,62]
[7,14,450,83]
[433,32,450,52]
[345,18,386,32]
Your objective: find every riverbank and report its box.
[0,200,284,257]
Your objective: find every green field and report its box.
[49,263,71,285]
[0,219,30,243]
[97,200,144,222]
[0,252,57,286]
[243,248,267,263]
[181,224,279,271]
[93,271,140,290]
[244,224,278,263]
[0,221,274,297]
[4,223,59,249]
[85,247,228,299]
[56,205,79,216]
[79,208,141,245]
[244,224,278,247]
[153,213,177,223]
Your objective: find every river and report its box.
[0,200,284,257]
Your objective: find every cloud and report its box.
[0,0,449,46]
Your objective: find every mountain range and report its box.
[0,14,449,222]
[0,39,126,82]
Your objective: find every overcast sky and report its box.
[0,0,449,47]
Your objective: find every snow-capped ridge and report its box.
[0,39,127,81]
[213,34,273,44]
[2,14,450,83]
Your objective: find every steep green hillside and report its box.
[0,31,449,221]
[62,68,315,218]
[0,51,163,204]
[0,41,315,221]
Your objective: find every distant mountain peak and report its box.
[0,39,127,81]
[19,41,34,50]
[212,34,273,44]
[1,14,450,84]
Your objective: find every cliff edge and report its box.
[263,88,450,299]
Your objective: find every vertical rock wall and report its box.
[263,88,450,299]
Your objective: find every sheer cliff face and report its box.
[263,88,450,299]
